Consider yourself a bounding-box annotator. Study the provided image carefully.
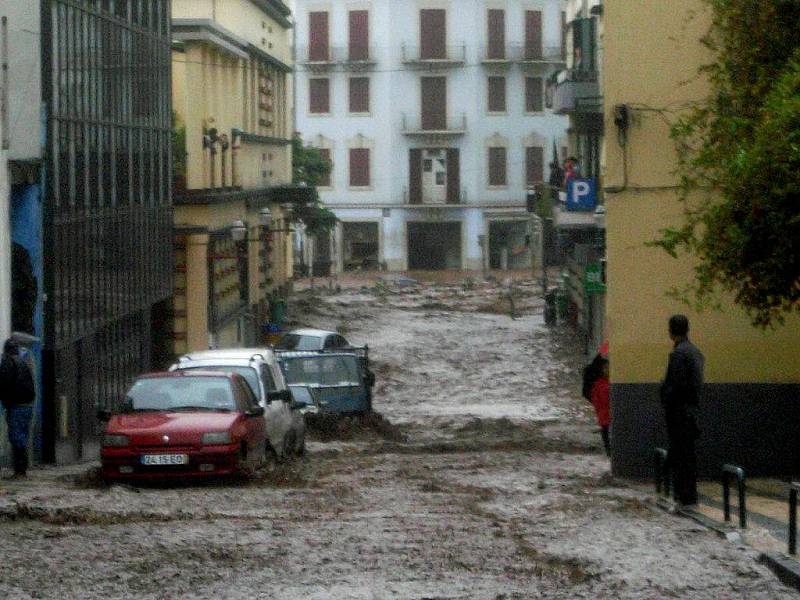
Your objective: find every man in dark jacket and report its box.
[0,339,36,478]
[660,315,705,507]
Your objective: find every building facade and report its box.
[603,0,800,478]
[171,0,305,355]
[36,0,174,464]
[294,0,569,273]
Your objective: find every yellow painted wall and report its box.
[603,0,800,384]
[216,0,292,66]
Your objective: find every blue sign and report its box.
[566,178,597,212]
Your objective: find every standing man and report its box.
[0,339,36,478]
[660,315,705,508]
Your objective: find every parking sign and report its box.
[566,178,597,212]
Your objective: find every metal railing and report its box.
[654,447,671,498]
[722,464,747,528]
[401,43,466,64]
[296,45,377,64]
[400,113,467,134]
[402,186,467,205]
[788,482,800,554]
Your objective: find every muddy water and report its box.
[0,278,794,599]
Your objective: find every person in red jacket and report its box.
[590,358,611,457]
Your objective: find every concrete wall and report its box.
[1,0,42,162]
[603,0,800,478]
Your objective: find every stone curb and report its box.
[758,552,800,593]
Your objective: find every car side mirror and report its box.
[247,406,265,417]
[97,409,111,422]
[267,390,291,403]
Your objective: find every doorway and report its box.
[407,222,461,270]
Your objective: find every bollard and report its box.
[654,447,670,497]
[789,482,800,555]
[722,464,747,528]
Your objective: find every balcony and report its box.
[403,187,468,205]
[479,44,565,66]
[401,43,466,67]
[297,46,378,70]
[548,69,600,114]
[515,45,567,67]
[400,113,467,139]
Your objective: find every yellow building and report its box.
[603,0,800,477]
[170,0,311,356]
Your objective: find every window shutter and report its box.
[309,78,330,113]
[409,149,422,204]
[349,148,370,187]
[349,10,369,60]
[309,12,329,61]
[487,77,506,113]
[525,77,543,112]
[487,10,505,59]
[318,149,332,187]
[349,77,370,113]
[420,9,446,59]
[525,10,542,60]
[526,146,544,187]
[446,148,460,204]
[489,147,507,186]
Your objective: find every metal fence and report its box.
[40,0,173,462]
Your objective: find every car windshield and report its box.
[288,385,315,405]
[179,366,260,399]
[124,377,237,412]
[275,334,321,351]
[282,356,361,387]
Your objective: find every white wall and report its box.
[1,1,42,162]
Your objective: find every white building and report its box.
[293,0,569,273]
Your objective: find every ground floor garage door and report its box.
[342,222,380,271]
[407,222,461,270]
[489,221,530,270]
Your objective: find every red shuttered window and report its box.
[526,147,544,187]
[309,78,330,114]
[488,147,507,187]
[349,10,369,60]
[309,12,329,61]
[525,77,543,112]
[349,148,370,187]
[487,9,505,59]
[349,77,370,113]
[525,10,542,60]
[318,149,332,187]
[420,9,446,59]
[487,76,506,113]
[421,77,447,130]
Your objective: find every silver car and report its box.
[170,348,306,459]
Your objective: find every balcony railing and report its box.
[402,186,468,205]
[401,43,466,65]
[296,46,378,69]
[400,113,467,136]
[479,44,565,64]
[547,69,600,114]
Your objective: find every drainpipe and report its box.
[231,129,242,188]
[219,134,229,188]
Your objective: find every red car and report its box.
[100,371,268,481]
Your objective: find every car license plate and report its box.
[140,454,189,466]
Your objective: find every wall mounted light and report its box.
[230,220,247,242]
[259,207,273,227]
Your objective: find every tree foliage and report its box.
[654,0,800,327]
[289,134,337,238]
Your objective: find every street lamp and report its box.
[229,220,247,242]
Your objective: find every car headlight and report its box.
[202,431,232,445]
[102,434,129,447]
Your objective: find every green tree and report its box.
[289,134,337,237]
[654,0,800,327]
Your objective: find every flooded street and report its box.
[0,277,793,599]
